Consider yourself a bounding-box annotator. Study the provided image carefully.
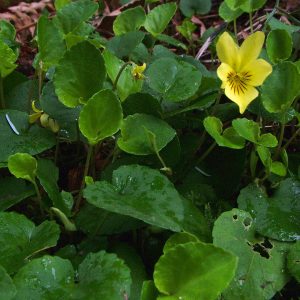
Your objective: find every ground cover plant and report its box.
[0,0,299,299]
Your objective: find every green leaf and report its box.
[146,57,202,102]
[113,6,146,35]
[268,17,300,35]
[54,0,98,34]
[37,158,71,216]
[239,0,266,12]
[156,33,187,50]
[219,1,243,22]
[0,110,56,165]
[0,39,17,78]
[261,61,300,113]
[8,153,37,183]
[54,0,71,10]
[0,177,34,211]
[163,232,199,253]
[238,179,300,241]
[232,118,278,147]
[213,209,291,300]
[256,145,272,168]
[0,266,16,300]
[37,16,66,70]
[122,92,161,117]
[117,113,176,155]
[144,3,177,36]
[266,29,293,63]
[0,19,16,47]
[13,251,131,299]
[270,161,287,177]
[141,281,159,300]
[176,19,197,40]
[54,41,106,107]
[204,116,245,149]
[0,212,60,274]
[79,89,123,145]
[287,241,300,282]
[103,50,143,101]
[179,0,212,17]
[83,165,210,239]
[107,31,145,58]
[76,203,143,236]
[154,242,237,300]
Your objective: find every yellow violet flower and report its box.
[29,100,59,133]
[132,63,146,80]
[216,31,272,114]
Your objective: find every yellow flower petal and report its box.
[240,59,272,86]
[239,31,265,70]
[224,83,258,114]
[132,63,146,80]
[216,32,239,69]
[217,63,235,82]
[31,100,43,113]
[29,112,42,123]
[40,113,59,133]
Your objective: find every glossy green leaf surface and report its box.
[204,116,245,149]
[0,110,56,165]
[84,165,210,239]
[238,178,300,241]
[54,41,106,107]
[113,6,146,35]
[79,89,123,145]
[179,0,212,17]
[117,113,176,155]
[154,242,237,300]
[144,3,177,36]
[266,29,292,63]
[13,251,131,300]
[163,232,199,253]
[0,266,16,300]
[146,57,202,102]
[54,0,98,34]
[213,209,291,300]
[8,153,37,183]
[37,16,66,70]
[261,62,300,113]
[0,212,60,274]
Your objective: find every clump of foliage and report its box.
[0,0,299,299]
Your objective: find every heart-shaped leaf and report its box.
[204,116,245,149]
[154,241,237,300]
[8,153,37,183]
[213,209,291,300]
[54,41,106,107]
[0,266,16,300]
[0,39,17,78]
[13,251,131,300]
[84,164,209,239]
[146,57,202,102]
[266,29,292,63]
[144,3,177,36]
[179,0,212,17]
[0,212,60,274]
[117,113,176,155]
[113,6,146,35]
[79,89,123,145]
[261,61,300,113]
[238,178,300,241]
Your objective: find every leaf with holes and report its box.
[213,209,291,300]
[238,179,300,241]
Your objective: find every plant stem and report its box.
[282,127,300,152]
[75,144,93,211]
[113,62,132,91]
[273,123,285,160]
[249,11,254,33]
[233,19,237,38]
[33,181,44,216]
[0,76,5,109]
[195,142,216,165]
[38,67,44,98]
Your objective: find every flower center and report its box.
[227,71,252,95]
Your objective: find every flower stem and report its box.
[0,76,5,109]
[282,127,300,152]
[196,142,217,165]
[233,19,237,38]
[113,62,132,91]
[33,180,44,216]
[249,11,254,33]
[75,144,93,211]
[273,123,285,160]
